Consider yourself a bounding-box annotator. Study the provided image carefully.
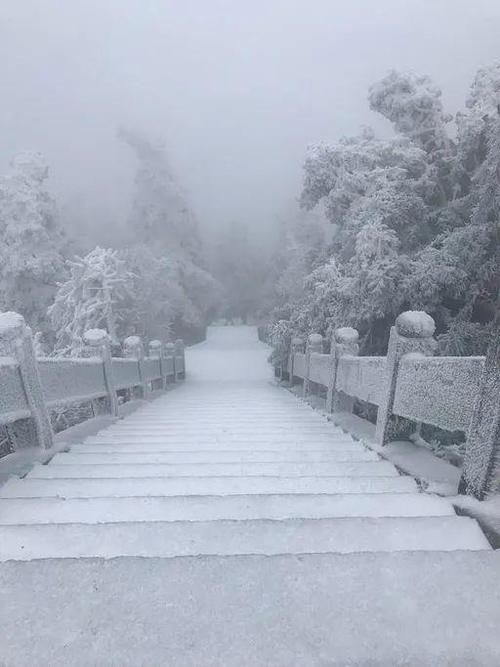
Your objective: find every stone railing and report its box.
[0,312,185,453]
[282,311,499,499]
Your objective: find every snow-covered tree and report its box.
[269,64,500,356]
[119,128,202,260]
[49,247,133,355]
[119,128,220,338]
[122,244,221,340]
[368,70,452,157]
[0,152,67,330]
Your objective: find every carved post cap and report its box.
[291,337,304,348]
[0,311,27,350]
[174,339,185,352]
[395,311,435,338]
[123,335,144,358]
[307,333,324,353]
[149,340,162,354]
[334,327,359,345]
[83,329,109,347]
[165,342,175,352]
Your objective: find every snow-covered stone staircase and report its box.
[0,326,490,560]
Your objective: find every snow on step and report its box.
[27,461,399,479]
[0,516,489,561]
[81,437,362,450]
[0,474,418,498]
[70,441,365,453]
[0,326,490,562]
[50,449,379,464]
[0,493,455,525]
[83,433,355,444]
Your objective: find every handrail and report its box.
[0,312,184,452]
[278,310,498,499]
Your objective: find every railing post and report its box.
[0,312,53,449]
[288,337,304,387]
[83,329,119,417]
[165,342,176,383]
[375,311,436,446]
[302,333,323,398]
[149,340,164,389]
[123,335,148,399]
[174,339,185,380]
[459,328,500,499]
[327,327,359,414]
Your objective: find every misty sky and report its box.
[1,0,500,244]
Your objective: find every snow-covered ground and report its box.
[0,326,499,664]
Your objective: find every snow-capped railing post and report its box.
[302,334,323,398]
[124,335,148,399]
[459,327,500,499]
[328,327,360,413]
[165,342,176,382]
[149,340,164,389]
[0,312,53,449]
[375,311,437,446]
[175,339,185,380]
[83,329,118,417]
[288,337,304,387]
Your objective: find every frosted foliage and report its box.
[267,65,500,362]
[396,311,435,338]
[49,247,133,356]
[355,222,399,269]
[0,152,65,329]
[119,129,201,259]
[335,327,359,344]
[465,63,500,119]
[368,70,451,154]
[301,132,429,240]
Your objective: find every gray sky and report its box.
[1,0,500,244]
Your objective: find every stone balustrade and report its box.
[0,312,184,451]
[284,310,499,499]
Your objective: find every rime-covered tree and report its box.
[0,152,66,329]
[119,128,202,259]
[49,247,133,355]
[119,128,219,337]
[269,64,500,357]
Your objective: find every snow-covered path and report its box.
[1,326,500,665]
[0,326,489,557]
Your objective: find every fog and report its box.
[1,0,500,243]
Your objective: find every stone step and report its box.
[83,436,359,448]
[28,461,398,480]
[0,474,418,498]
[0,493,455,525]
[51,449,378,464]
[102,428,344,440]
[0,516,489,561]
[69,442,365,454]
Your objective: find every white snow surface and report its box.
[82,328,108,344]
[0,326,498,664]
[396,310,436,337]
